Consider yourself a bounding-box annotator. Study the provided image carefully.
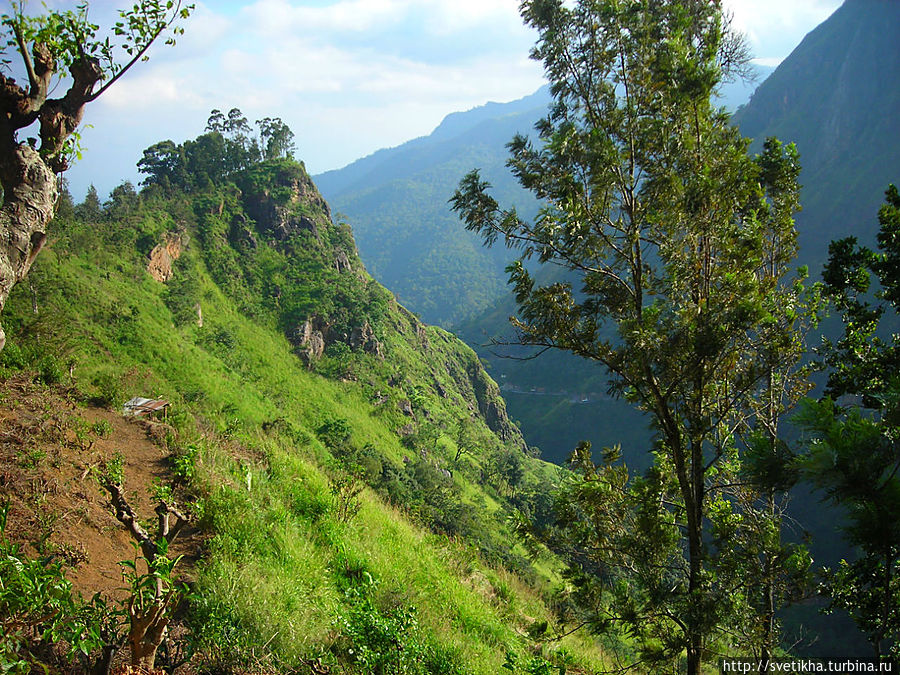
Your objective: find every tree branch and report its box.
[11,20,38,92]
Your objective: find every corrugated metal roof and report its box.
[123,397,170,417]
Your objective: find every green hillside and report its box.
[733,0,900,271]
[315,89,551,328]
[0,137,611,673]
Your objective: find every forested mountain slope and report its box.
[734,0,900,269]
[0,129,609,673]
[314,89,551,328]
[464,0,899,466]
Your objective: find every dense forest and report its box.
[0,1,898,674]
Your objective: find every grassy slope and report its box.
[0,162,611,673]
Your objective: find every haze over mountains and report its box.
[317,0,899,470]
[315,88,550,328]
[315,67,770,331]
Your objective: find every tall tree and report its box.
[797,184,900,660]
[451,1,813,671]
[0,1,192,350]
[256,116,296,161]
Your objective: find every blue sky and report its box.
[59,0,843,200]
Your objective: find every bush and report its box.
[35,355,64,385]
[336,583,444,675]
[93,371,125,409]
[0,503,103,674]
[0,342,27,371]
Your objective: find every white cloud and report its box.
[724,0,842,63]
[422,0,525,34]
[65,0,840,200]
[241,0,410,35]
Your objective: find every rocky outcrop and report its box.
[349,320,384,358]
[470,366,524,449]
[292,316,384,365]
[334,249,351,273]
[244,197,319,242]
[292,316,327,367]
[146,231,186,283]
[229,214,258,249]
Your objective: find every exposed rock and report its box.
[294,175,331,219]
[146,231,186,283]
[416,322,429,347]
[470,365,525,450]
[398,423,415,437]
[229,214,258,249]
[195,303,203,328]
[334,249,351,273]
[349,320,384,358]
[399,399,414,417]
[245,198,319,241]
[292,316,327,367]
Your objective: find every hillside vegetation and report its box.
[0,129,611,674]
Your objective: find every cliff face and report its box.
[734,0,900,266]
[186,156,527,453]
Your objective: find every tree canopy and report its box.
[137,108,297,191]
[452,1,817,671]
[0,1,192,351]
[797,184,900,659]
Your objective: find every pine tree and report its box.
[451,1,816,671]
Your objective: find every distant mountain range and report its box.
[314,68,769,331]
[735,0,900,270]
[314,88,550,328]
[309,0,900,656]
[316,0,900,476]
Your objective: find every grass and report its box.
[0,165,613,673]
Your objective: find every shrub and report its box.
[336,586,433,675]
[93,372,125,409]
[35,355,64,385]
[0,503,103,674]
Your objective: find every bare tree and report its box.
[103,481,189,670]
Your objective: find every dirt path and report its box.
[0,374,201,600]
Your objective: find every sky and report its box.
[52,0,844,200]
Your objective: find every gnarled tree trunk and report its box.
[0,33,101,351]
[0,143,57,351]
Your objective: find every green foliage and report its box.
[0,110,607,674]
[336,578,463,675]
[171,442,200,484]
[0,1,193,169]
[797,188,900,659]
[797,398,900,659]
[451,2,818,671]
[0,503,104,673]
[502,650,561,675]
[93,370,125,409]
[101,452,125,486]
[138,110,298,191]
[329,472,364,524]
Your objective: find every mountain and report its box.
[314,89,550,328]
[466,0,900,465]
[0,142,610,672]
[460,1,897,656]
[313,67,767,332]
[734,0,900,268]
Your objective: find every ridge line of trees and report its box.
[137,108,296,192]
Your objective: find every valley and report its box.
[1,1,898,673]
